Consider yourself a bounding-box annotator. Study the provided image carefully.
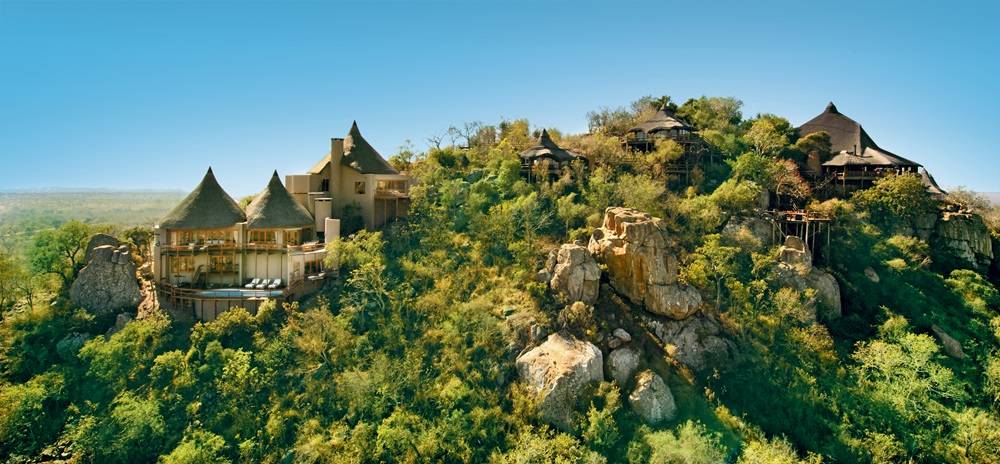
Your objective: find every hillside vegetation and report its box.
[1,96,1000,463]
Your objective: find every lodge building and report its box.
[152,122,410,320]
[798,102,945,197]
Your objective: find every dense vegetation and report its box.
[1,96,999,463]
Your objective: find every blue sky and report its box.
[1,0,997,196]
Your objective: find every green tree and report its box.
[0,370,66,459]
[629,420,727,464]
[27,220,91,288]
[162,428,231,464]
[852,174,938,232]
[744,114,794,156]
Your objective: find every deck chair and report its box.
[255,279,271,289]
[267,279,282,289]
[244,278,261,289]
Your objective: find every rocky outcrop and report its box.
[607,345,640,386]
[628,370,677,425]
[83,233,121,264]
[516,333,603,431]
[69,243,141,316]
[589,207,701,319]
[648,314,735,371]
[775,236,842,321]
[723,216,775,248]
[542,244,601,305]
[933,212,994,272]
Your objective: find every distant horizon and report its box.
[2,1,998,196]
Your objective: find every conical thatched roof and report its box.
[800,102,920,168]
[245,171,315,229]
[519,129,585,163]
[159,168,246,229]
[342,121,399,175]
[920,168,947,197]
[628,105,695,134]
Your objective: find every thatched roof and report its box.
[159,168,246,230]
[307,122,399,176]
[920,168,947,197]
[628,105,695,134]
[343,121,399,175]
[245,171,315,229]
[800,102,920,168]
[519,130,586,163]
[308,154,331,175]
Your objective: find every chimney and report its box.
[329,137,345,199]
[331,138,345,162]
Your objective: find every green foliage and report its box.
[162,428,231,464]
[27,220,92,288]
[78,315,173,395]
[738,436,821,464]
[744,114,794,156]
[852,173,939,232]
[73,391,169,463]
[628,420,728,464]
[3,98,1000,463]
[677,96,743,133]
[0,370,67,459]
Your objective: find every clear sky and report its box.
[1,0,997,196]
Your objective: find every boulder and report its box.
[778,236,812,271]
[776,237,842,321]
[776,264,842,322]
[83,233,121,264]
[648,313,735,372]
[628,370,677,425]
[547,244,601,305]
[516,333,604,431]
[69,243,141,316]
[864,267,880,283]
[607,345,640,386]
[931,325,965,359]
[107,312,134,335]
[612,328,631,343]
[589,207,701,319]
[723,216,775,248]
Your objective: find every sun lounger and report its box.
[255,279,271,289]
[267,279,282,289]
[244,278,261,289]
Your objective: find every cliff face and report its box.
[588,207,702,320]
[932,212,995,272]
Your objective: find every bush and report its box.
[0,371,67,458]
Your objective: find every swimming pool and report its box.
[198,288,284,298]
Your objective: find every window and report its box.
[210,255,236,273]
[170,256,194,272]
[176,229,230,245]
[305,258,324,275]
[320,179,329,192]
[355,181,366,194]
[285,229,302,245]
[248,230,277,244]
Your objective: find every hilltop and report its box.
[0,95,998,464]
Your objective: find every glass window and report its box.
[170,256,194,272]
[355,181,366,194]
[249,230,277,244]
[210,255,236,273]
